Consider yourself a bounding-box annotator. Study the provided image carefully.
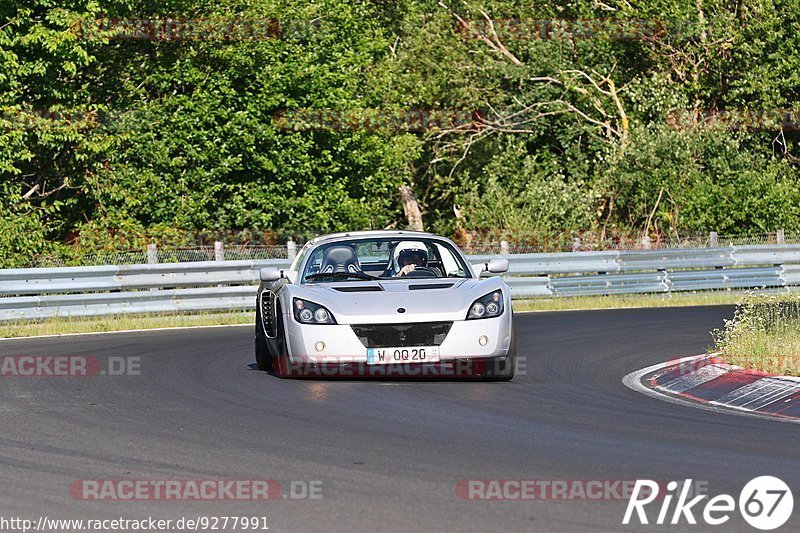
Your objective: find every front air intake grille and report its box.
[260,291,277,338]
[351,322,453,348]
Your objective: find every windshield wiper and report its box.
[304,271,380,282]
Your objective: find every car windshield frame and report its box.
[299,237,474,284]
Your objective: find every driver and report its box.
[382,241,429,277]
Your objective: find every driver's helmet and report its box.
[393,241,428,272]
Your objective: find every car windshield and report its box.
[301,238,471,282]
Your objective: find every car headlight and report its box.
[466,290,504,320]
[293,298,337,324]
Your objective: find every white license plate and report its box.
[366,346,440,365]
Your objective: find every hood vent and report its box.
[408,283,454,290]
[332,286,384,292]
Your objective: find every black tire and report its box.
[481,325,517,381]
[255,308,274,372]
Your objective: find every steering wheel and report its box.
[402,267,438,278]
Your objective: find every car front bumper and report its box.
[283,314,513,364]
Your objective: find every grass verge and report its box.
[0,291,750,339]
[711,293,800,376]
[513,290,749,312]
[0,311,253,339]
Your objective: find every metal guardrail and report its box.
[477,245,800,297]
[2,245,800,321]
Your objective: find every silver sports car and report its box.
[255,230,516,380]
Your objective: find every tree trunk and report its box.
[399,185,424,231]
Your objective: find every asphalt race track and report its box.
[1,306,799,532]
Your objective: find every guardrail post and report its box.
[287,240,297,260]
[214,241,224,261]
[572,237,581,252]
[146,244,158,264]
[500,240,509,255]
[777,228,786,244]
[146,244,158,290]
[641,235,651,250]
[709,231,718,247]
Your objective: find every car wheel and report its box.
[255,308,274,372]
[481,326,516,381]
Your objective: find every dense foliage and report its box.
[2,0,799,265]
